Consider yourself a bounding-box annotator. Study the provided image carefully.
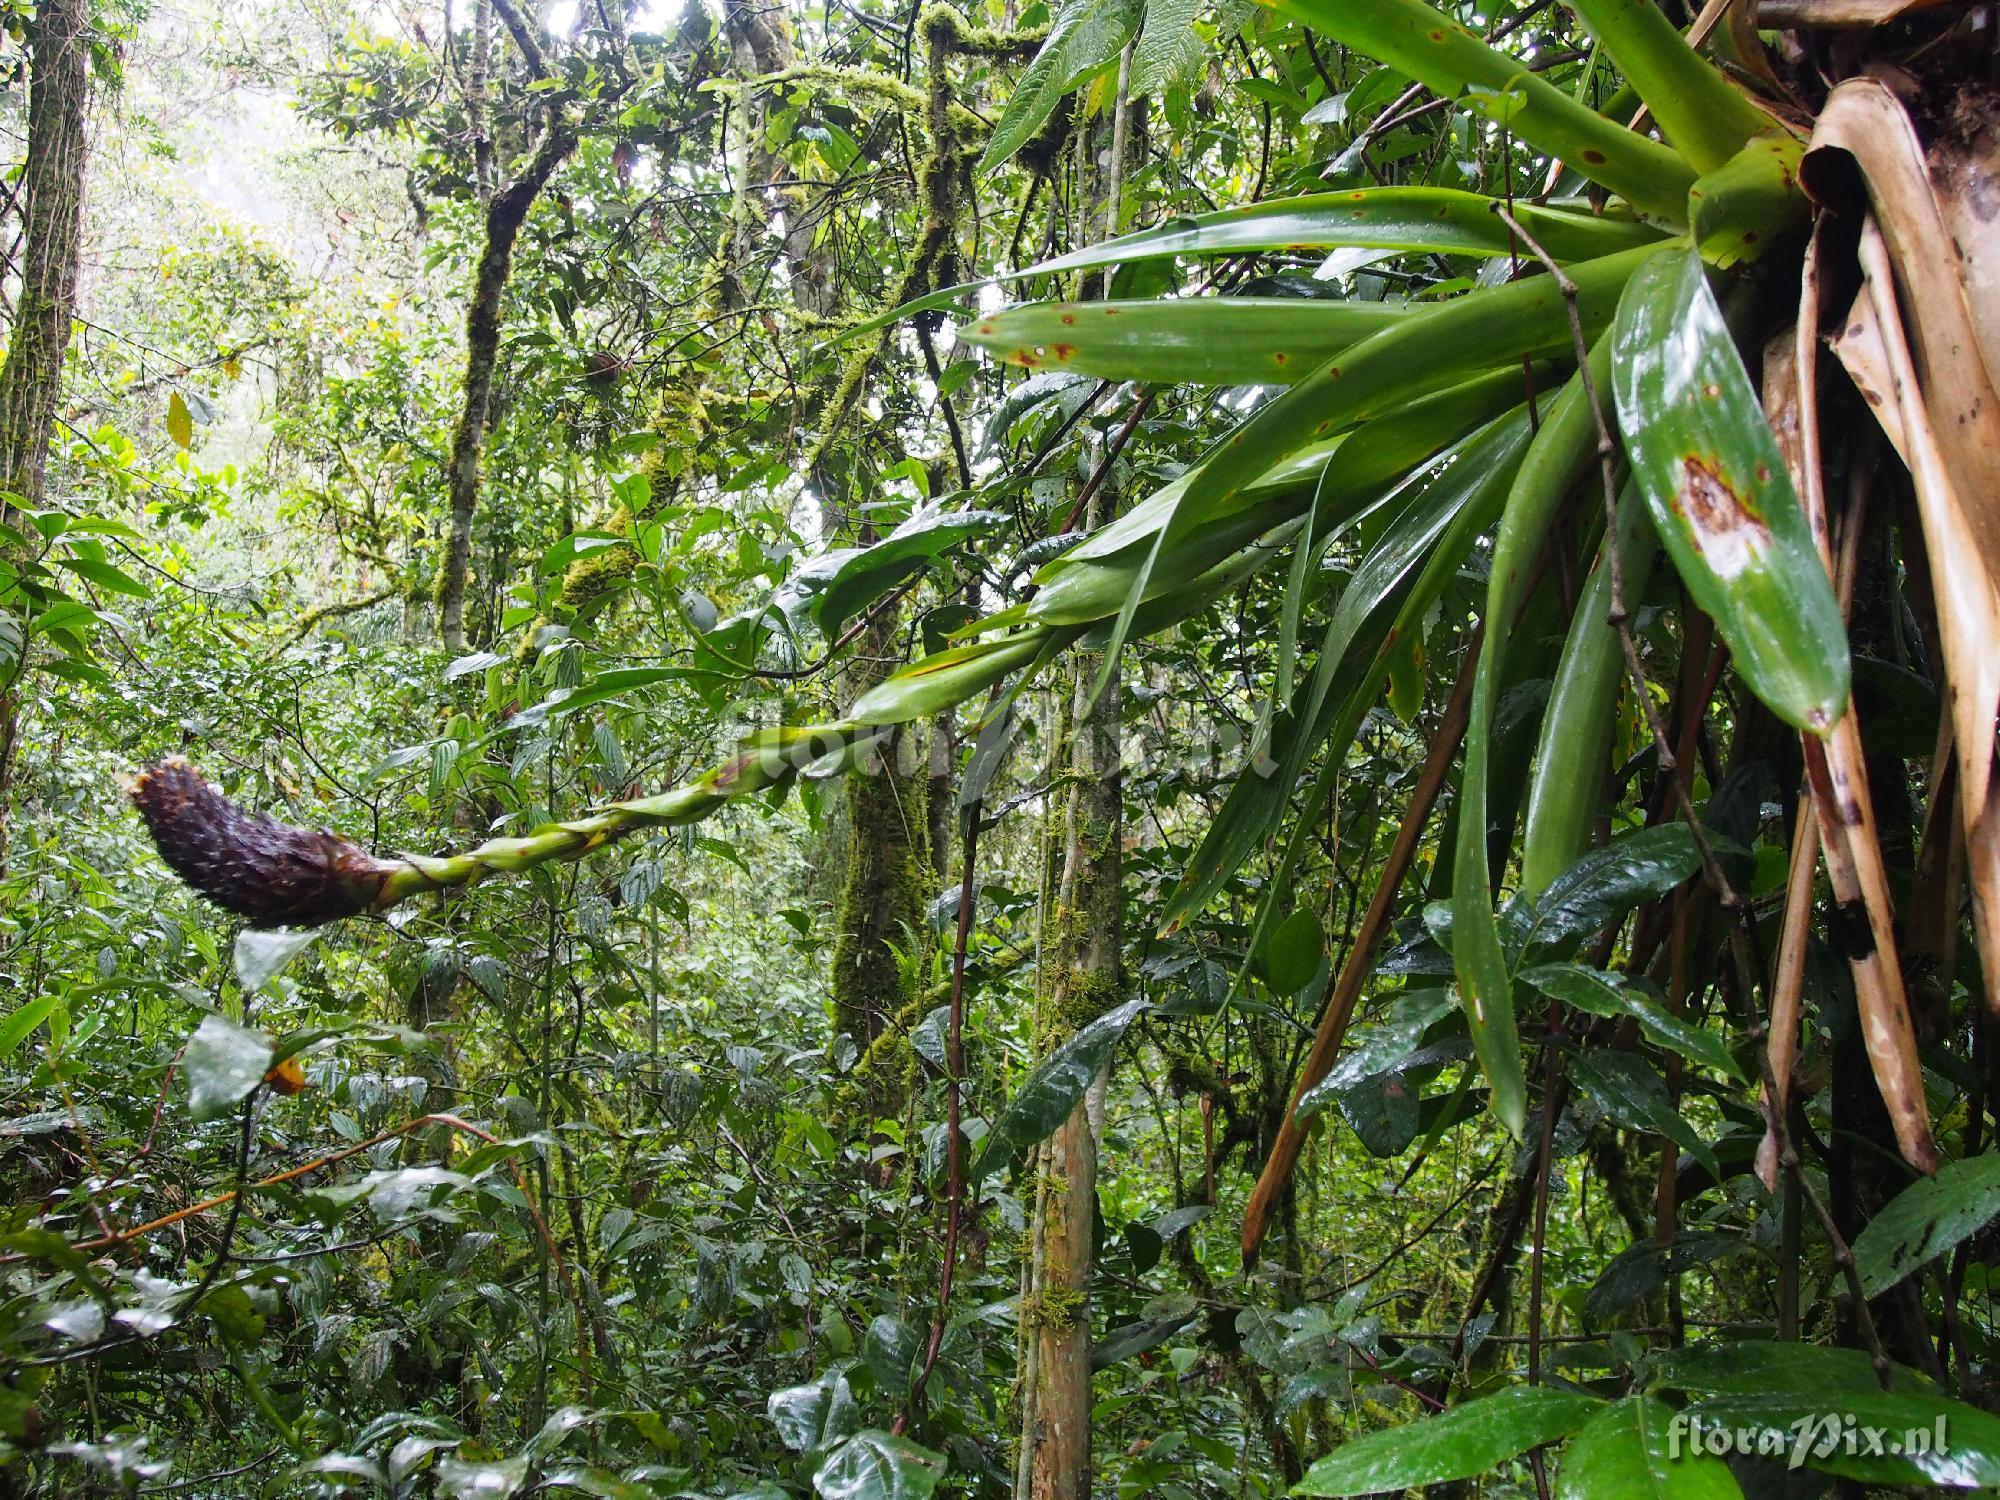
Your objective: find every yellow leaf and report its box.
[166,391,192,450]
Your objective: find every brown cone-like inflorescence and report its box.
[124,758,399,928]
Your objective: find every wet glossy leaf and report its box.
[437,1453,529,1498]
[971,998,1145,1181]
[1568,1050,1717,1177]
[809,507,1011,635]
[1612,248,1849,733]
[1511,825,1701,961]
[1022,188,1663,280]
[1520,964,1743,1081]
[184,1014,275,1122]
[813,1429,947,1500]
[235,927,320,994]
[1555,1396,1744,1499]
[767,1369,860,1454]
[1295,1386,1603,1495]
[863,1315,923,1394]
[1853,1154,2000,1299]
[1261,0,1694,223]
[958,297,1405,385]
[1680,1389,2000,1487]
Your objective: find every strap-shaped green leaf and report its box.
[1561,0,1774,174]
[1519,484,1658,895]
[1611,248,1849,733]
[1088,243,1657,721]
[957,297,1407,386]
[1450,337,1618,1140]
[1257,0,1694,224]
[1019,187,1665,277]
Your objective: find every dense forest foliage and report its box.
[6,0,2000,1492]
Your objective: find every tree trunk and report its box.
[436,116,575,651]
[721,0,837,316]
[829,610,930,1054]
[1020,55,1131,1500]
[465,0,496,208]
[1021,640,1123,1500]
[0,0,90,876]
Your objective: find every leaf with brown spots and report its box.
[1611,246,1849,733]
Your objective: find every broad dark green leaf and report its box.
[1263,908,1325,996]
[1511,825,1702,961]
[1335,1069,1420,1157]
[1295,1386,1604,1495]
[811,507,1011,635]
[767,1369,860,1454]
[1091,1301,1201,1371]
[1520,964,1743,1081]
[1568,1050,1717,1177]
[980,0,1141,171]
[1652,1341,1933,1399]
[1611,248,1849,733]
[1853,1154,2000,1299]
[1582,1233,1749,1322]
[1680,1389,2000,1487]
[1556,1396,1744,1499]
[971,998,1146,1181]
[184,1014,275,1123]
[863,1315,923,1394]
[813,1429,948,1500]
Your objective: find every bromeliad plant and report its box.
[128,0,2000,1486]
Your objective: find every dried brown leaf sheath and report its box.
[125,758,398,928]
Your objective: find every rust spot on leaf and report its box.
[1273,351,1289,365]
[1582,149,1607,164]
[1052,343,1076,360]
[1673,455,1769,580]
[1060,313,1077,326]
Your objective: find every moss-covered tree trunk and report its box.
[1021,640,1122,1500]
[0,0,89,877]
[436,16,576,652]
[1019,55,1131,1499]
[829,609,930,1052]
